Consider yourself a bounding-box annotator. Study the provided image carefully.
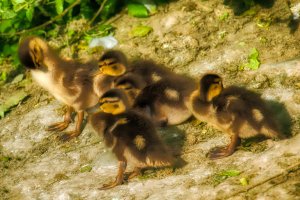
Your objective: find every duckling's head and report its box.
[95,50,128,76]
[113,74,146,102]
[200,74,223,102]
[99,89,130,115]
[114,73,146,91]
[18,36,49,70]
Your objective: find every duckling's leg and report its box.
[100,161,127,190]
[124,167,141,180]
[208,133,240,159]
[46,106,73,132]
[59,111,84,141]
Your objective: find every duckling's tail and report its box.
[145,144,175,168]
[261,125,286,140]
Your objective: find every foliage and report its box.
[80,165,93,173]
[239,177,248,186]
[127,3,149,18]
[213,169,241,185]
[131,25,153,37]
[0,0,167,71]
[245,48,260,70]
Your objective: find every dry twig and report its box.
[89,0,108,26]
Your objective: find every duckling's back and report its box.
[213,86,284,139]
[129,60,173,84]
[111,110,174,168]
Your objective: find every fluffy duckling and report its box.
[89,89,174,189]
[18,36,100,141]
[188,74,285,159]
[93,50,128,97]
[95,50,175,85]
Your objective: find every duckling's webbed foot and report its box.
[59,130,81,142]
[46,121,70,132]
[99,161,127,190]
[46,106,73,132]
[208,134,240,159]
[208,146,235,159]
[59,111,84,142]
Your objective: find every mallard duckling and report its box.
[93,50,128,97]
[133,74,197,126]
[18,36,100,141]
[188,74,285,159]
[95,50,176,85]
[89,89,174,189]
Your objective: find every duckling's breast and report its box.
[31,70,80,107]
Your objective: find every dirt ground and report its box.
[1,0,300,199]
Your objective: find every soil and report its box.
[1,0,300,199]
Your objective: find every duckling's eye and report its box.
[112,66,118,70]
[113,104,119,108]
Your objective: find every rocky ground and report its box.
[1,0,300,199]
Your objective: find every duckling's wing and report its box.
[111,112,174,167]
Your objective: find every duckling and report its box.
[188,74,285,159]
[95,50,176,85]
[89,89,174,189]
[18,36,100,141]
[133,74,197,126]
[93,50,128,97]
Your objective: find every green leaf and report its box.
[0,10,17,20]
[0,91,28,118]
[80,165,92,173]
[11,0,26,5]
[2,156,12,162]
[256,17,271,28]
[26,6,34,22]
[1,72,8,82]
[135,0,157,14]
[98,24,115,36]
[2,44,15,57]
[11,0,26,12]
[246,48,260,70]
[219,12,229,21]
[0,20,14,33]
[240,177,248,186]
[131,25,153,37]
[219,169,240,177]
[127,3,149,18]
[55,0,64,14]
[213,169,241,185]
